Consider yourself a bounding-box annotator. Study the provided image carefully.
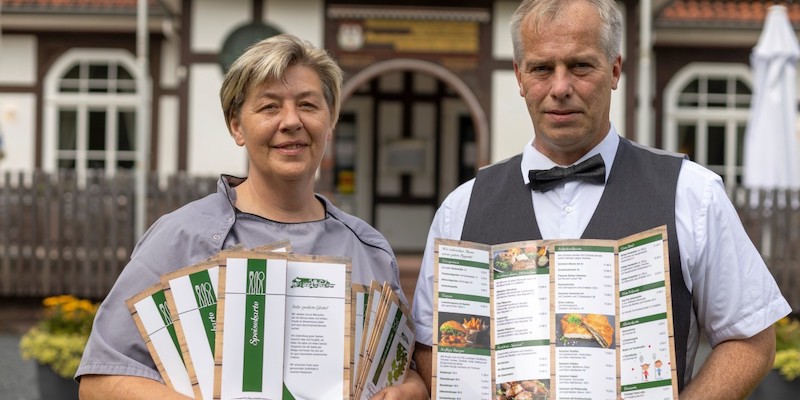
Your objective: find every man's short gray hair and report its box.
[510,0,623,64]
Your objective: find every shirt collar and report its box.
[521,124,620,185]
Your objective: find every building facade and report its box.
[1,0,798,252]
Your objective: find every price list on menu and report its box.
[553,245,617,400]
[492,242,551,387]
[432,227,678,400]
[434,242,492,400]
[618,234,676,399]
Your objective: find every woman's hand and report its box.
[369,369,429,400]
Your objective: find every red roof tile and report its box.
[658,0,800,28]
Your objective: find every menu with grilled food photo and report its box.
[432,226,678,400]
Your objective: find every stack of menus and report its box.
[432,226,679,400]
[126,240,414,399]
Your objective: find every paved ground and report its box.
[0,334,39,400]
[0,298,41,400]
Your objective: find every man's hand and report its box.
[412,343,432,393]
[681,326,776,400]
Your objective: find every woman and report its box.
[77,34,426,399]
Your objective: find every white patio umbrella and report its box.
[743,5,800,191]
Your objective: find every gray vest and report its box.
[462,137,692,391]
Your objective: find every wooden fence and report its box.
[0,171,798,311]
[0,170,217,298]
[733,188,800,313]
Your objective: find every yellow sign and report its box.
[362,19,479,54]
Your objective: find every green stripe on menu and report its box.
[242,258,267,391]
[188,269,218,354]
[619,281,665,297]
[438,257,489,269]
[372,308,403,385]
[151,290,184,364]
[620,313,668,328]
[438,347,492,356]
[554,245,614,252]
[494,268,549,278]
[619,234,663,252]
[438,292,490,303]
[282,383,296,400]
[621,378,673,391]
[495,339,550,350]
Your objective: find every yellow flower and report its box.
[774,316,800,382]
[19,295,99,379]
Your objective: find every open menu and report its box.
[127,241,413,400]
[432,226,678,400]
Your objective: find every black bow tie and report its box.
[528,154,606,192]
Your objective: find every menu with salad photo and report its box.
[432,226,678,400]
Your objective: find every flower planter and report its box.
[36,362,79,400]
[747,370,800,400]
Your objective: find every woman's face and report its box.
[230,65,333,185]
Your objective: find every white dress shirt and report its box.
[412,125,791,382]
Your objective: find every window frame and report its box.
[663,62,753,191]
[43,49,141,183]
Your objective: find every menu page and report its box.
[552,242,618,400]
[432,226,676,400]
[617,232,677,400]
[491,242,552,399]
[432,240,493,400]
[162,260,221,400]
[127,284,195,398]
[355,284,393,399]
[351,283,368,393]
[355,281,383,392]
[282,255,351,400]
[215,254,288,400]
[356,290,415,400]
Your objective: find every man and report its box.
[410,0,792,399]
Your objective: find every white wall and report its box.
[191,0,249,53]
[0,35,36,86]
[493,1,517,60]
[0,94,36,171]
[158,95,180,176]
[160,35,181,89]
[0,35,37,171]
[490,2,529,163]
[188,64,246,176]
[491,70,531,163]
[266,0,324,45]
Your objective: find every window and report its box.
[664,63,752,190]
[44,50,140,183]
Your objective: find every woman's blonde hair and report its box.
[220,34,344,133]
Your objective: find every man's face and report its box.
[513,0,621,165]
